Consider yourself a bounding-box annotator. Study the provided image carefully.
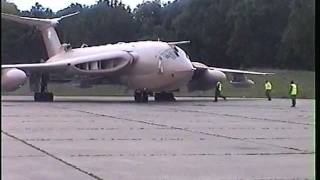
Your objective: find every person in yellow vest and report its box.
[264,80,272,101]
[215,81,226,102]
[289,81,298,107]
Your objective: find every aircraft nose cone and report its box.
[176,57,195,82]
[181,57,195,72]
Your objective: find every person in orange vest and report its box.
[289,81,298,107]
[215,81,226,102]
[264,80,272,101]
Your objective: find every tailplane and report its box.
[1,12,79,58]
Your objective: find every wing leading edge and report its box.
[1,50,136,75]
[1,62,69,72]
[210,67,274,75]
[192,62,274,75]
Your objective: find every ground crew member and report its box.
[289,81,298,107]
[215,81,226,102]
[264,80,272,101]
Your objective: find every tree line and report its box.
[1,0,315,70]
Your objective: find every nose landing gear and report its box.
[134,90,176,103]
[134,89,149,103]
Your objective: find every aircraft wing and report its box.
[191,62,273,75]
[1,50,136,75]
[209,67,274,75]
[1,61,69,72]
[211,67,274,87]
[191,62,274,88]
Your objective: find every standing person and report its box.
[289,81,298,107]
[264,80,272,101]
[215,81,226,102]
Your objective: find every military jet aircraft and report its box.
[1,12,272,102]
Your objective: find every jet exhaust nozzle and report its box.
[187,69,227,91]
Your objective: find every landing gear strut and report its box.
[134,89,148,103]
[154,92,176,102]
[34,74,54,102]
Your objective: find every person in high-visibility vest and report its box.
[289,81,298,107]
[264,80,272,101]
[215,81,226,102]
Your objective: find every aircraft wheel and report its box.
[142,91,148,103]
[155,92,176,102]
[34,92,54,102]
[154,93,161,101]
[134,91,142,103]
[168,93,176,101]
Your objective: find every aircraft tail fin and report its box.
[1,12,79,58]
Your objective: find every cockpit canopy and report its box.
[160,47,179,60]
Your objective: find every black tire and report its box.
[34,92,54,102]
[34,92,41,101]
[134,91,142,102]
[48,93,54,101]
[154,93,160,101]
[142,91,148,103]
[169,93,176,101]
[155,92,176,102]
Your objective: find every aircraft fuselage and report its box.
[47,41,195,92]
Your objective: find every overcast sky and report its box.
[7,0,146,12]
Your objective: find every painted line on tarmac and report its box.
[3,151,313,159]
[67,151,314,158]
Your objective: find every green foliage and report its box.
[1,0,19,14]
[1,0,315,70]
[276,0,315,70]
[223,69,315,99]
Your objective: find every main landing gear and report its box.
[154,92,176,102]
[34,74,54,102]
[134,89,149,103]
[134,89,176,103]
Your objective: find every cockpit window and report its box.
[160,47,179,60]
[173,46,179,56]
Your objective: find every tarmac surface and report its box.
[1,96,315,180]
